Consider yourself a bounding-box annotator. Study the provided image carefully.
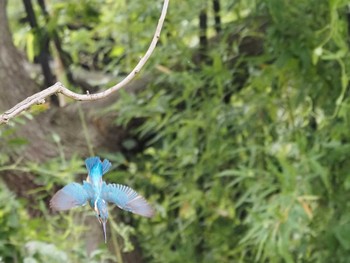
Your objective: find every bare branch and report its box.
[0,0,169,125]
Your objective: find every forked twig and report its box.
[0,0,169,125]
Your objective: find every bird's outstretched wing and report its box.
[50,182,93,211]
[102,183,154,217]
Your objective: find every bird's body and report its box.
[50,156,154,242]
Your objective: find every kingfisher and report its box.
[50,156,154,243]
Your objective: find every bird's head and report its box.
[95,199,109,243]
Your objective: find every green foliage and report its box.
[4,0,350,262]
[109,0,350,262]
[0,183,27,261]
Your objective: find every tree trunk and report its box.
[0,0,39,110]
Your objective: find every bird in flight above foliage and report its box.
[50,156,154,242]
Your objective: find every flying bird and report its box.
[50,156,154,242]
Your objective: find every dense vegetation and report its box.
[2,0,350,262]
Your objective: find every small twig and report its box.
[0,0,169,125]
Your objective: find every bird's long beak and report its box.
[102,221,107,243]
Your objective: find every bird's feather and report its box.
[82,181,94,196]
[85,156,101,173]
[102,182,154,218]
[85,156,111,176]
[85,157,103,191]
[50,182,91,211]
[101,159,112,175]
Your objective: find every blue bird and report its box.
[50,156,154,242]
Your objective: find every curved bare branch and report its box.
[0,0,169,125]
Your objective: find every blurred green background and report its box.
[1,0,350,262]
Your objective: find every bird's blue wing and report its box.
[102,182,154,217]
[50,182,92,211]
[82,181,94,196]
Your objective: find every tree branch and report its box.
[0,0,169,125]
